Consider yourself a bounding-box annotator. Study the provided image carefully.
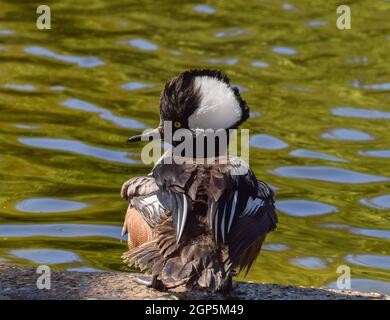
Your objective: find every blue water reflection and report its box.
[331,107,390,119]
[250,134,288,150]
[120,82,155,91]
[10,249,82,265]
[358,150,390,158]
[24,46,104,68]
[276,199,338,217]
[345,254,390,270]
[359,194,390,209]
[60,98,146,129]
[18,137,139,164]
[272,46,297,55]
[321,128,374,141]
[0,224,122,239]
[128,39,159,51]
[290,257,327,269]
[270,166,388,183]
[289,149,347,162]
[193,5,215,14]
[15,198,88,213]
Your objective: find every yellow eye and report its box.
[174,121,181,128]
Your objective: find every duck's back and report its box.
[122,156,277,291]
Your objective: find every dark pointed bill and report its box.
[127,127,162,143]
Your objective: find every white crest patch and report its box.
[188,76,242,130]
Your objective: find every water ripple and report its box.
[251,61,269,68]
[352,80,390,91]
[276,199,338,217]
[15,198,88,213]
[50,85,65,91]
[250,134,288,150]
[269,166,389,183]
[0,223,122,239]
[320,223,390,240]
[10,249,82,265]
[350,228,390,240]
[289,149,347,162]
[60,98,146,129]
[282,3,297,11]
[0,29,15,35]
[128,39,159,51]
[24,46,104,68]
[272,46,297,55]
[306,20,328,27]
[120,82,155,91]
[331,107,390,119]
[214,28,250,38]
[3,83,36,91]
[263,243,289,251]
[359,194,390,210]
[207,58,238,65]
[290,257,327,269]
[345,254,390,270]
[15,124,39,129]
[18,137,139,164]
[250,111,261,118]
[193,5,215,14]
[345,57,369,64]
[358,150,390,158]
[321,128,374,141]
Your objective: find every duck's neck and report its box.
[172,134,230,160]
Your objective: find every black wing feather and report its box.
[154,163,194,243]
[210,159,277,245]
[131,193,170,227]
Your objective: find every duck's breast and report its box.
[124,207,153,250]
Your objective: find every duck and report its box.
[121,69,277,292]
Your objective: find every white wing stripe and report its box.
[177,194,188,242]
[242,197,253,215]
[242,197,264,216]
[221,202,227,243]
[140,194,158,205]
[214,209,219,243]
[227,191,238,233]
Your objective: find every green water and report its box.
[0,0,389,294]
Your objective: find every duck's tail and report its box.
[122,217,230,291]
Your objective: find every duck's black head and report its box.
[128,69,249,143]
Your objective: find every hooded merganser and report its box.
[121,69,277,292]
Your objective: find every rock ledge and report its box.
[0,264,388,300]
